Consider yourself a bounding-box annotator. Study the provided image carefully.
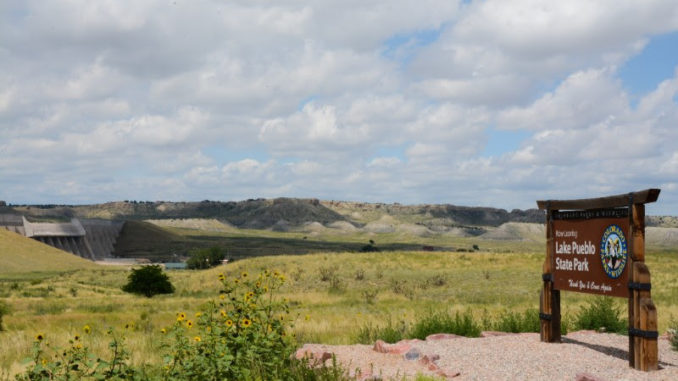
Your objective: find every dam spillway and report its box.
[0,214,124,260]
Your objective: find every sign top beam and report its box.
[537,189,660,211]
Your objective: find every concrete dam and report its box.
[0,214,124,260]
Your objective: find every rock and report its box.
[426,333,462,341]
[436,369,461,378]
[574,373,608,381]
[479,331,517,337]
[372,339,421,354]
[295,344,333,365]
[403,348,421,360]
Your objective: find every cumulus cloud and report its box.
[1,0,677,213]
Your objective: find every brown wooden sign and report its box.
[552,209,630,298]
[537,189,661,371]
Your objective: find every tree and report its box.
[186,246,226,269]
[122,265,174,297]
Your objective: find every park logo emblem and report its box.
[600,224,628,279]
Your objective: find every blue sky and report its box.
[1,1,677,215]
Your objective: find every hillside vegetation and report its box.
[0,229,98,275]
[1,246,677,376]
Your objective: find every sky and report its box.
[1,1,678,215]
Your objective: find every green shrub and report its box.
[574,297,626,333]
[668,317,678,351]
[122,265,175,297]
[186,246,226,269]
[0,300,10,331]
[160,270,296,380]
[409,310,481,339]
[355,319,408,344]
[17,327,138,380]
[492,309,540,333]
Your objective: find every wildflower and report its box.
[177,312,186,322]
[241,318,252,328]
[219,294,226,300]
[279,274,286,282]
[74,343,83,349]
[195,312,202,318]
[263,286,269,292]
[186,320,194,329]
[241,271,248,279]
[161,328,167,334]
[255,282,261,288]
[273,270,280,277]
[194,336,201,342]
[220,310,227,317]
[218,273,225,281]
[83,325,91,334]
[234,279,239,284]
[279,314,285,321]
[74,335,80,341]
[305,314,310,321]
[35,333,45,342]
[246,291,255,299]
[125,322,134,330]
[41,358,48,366]
[225,319,233,327]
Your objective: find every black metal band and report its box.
[539,313,552,321]
[628,328,658,339]
[628,282,651,291]
[542,273,553,282]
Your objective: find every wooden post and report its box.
[640,297,658,371]
[631,263,657,370]
[540,209,560,342]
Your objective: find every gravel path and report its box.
[297,331,678,380]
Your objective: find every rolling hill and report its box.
[0,229,99,274]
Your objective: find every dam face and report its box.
[0,214,124,260]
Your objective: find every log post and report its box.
[540,208,560,342]
[639,297,658,371]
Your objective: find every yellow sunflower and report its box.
[35,333,45,342]
[241,318,252,328]
[194,336,201,342]
[225,319,233,328]
[83,325,91,334]
[186,320,194,329]
[177,312,186,322]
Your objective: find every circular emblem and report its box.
[600,224,627,279]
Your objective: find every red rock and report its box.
[372,339,413,354]
[294,344,333,365]
[426,333,462,341]
[574,373,607,381]
[436,369,461,378]
[479,331,517,337]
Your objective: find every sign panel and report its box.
[552,209,630,297]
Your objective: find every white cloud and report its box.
[1,0,678,213]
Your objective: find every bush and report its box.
[668,317,678,351]
[355,319,407,344]
[17,327,138,380]
[122,265,175,297]
[574,297,626,333]
[409,310,481,339]
[0,300,10,331]
[160,270,296,380]
[492,309,540,333]
[186,246,226,269]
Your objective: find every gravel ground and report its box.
[299,331,678,380]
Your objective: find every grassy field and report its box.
[1,226,677,377]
